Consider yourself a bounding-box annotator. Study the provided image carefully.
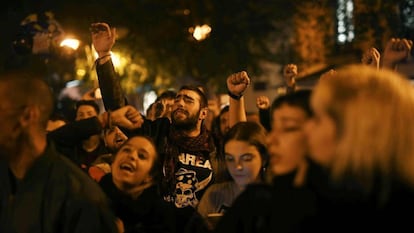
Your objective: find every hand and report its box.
[256,96,270,110]
[111,106,144,129]
[226,71,250,97]
[283,64,298,87]
[361,47,380,70]
[382,38,413,69]
[90,22,116,58]
[319,69,337,81]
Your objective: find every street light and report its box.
[189,24,212,41]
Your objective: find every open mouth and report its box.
[115,138,125,144]
[120,163,135,172]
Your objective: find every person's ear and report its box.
[20,105,38,127]
[199,107,208,120]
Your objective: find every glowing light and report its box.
[336,0,354,44]
[60,38,80,50]
[143,90,158,114]
[192,24,212,41]
[76,68,86,77]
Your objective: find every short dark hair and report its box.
[179,85,208,108]
[271,89,313,118]
[156,90,176,102]
[75,100,100,115]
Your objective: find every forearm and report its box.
[229,97,247,128]
[48,117,104,146]
[96,59,127,111]
[259,108,271,131]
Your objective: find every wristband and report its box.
[92,54,111,69]
[227,90,243,100]
[97,54,111,61]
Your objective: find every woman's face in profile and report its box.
[111,136,157,188]
[267,104,309,176]
[305,87,337,168]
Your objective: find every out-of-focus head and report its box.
[75,100,100,121]
[267,90,312,178]
[111,135,161,194]
[172,85,208,131]
[223,121,269,189]
[0,69,53,158]
[219,105,230,135]
[306,64,414,187]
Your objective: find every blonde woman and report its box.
[305,64,414,232]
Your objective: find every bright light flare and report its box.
[60,38,80,50]
[192,24,212,41]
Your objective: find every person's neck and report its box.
[293,161,308,187]
[9,135,47,179]
[182,128,201,137]
[115,180,153,200]
[82,135,101,152]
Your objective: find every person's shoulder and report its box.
[238,183,273,201]
[51,151,109,201]
[207,181,236,192]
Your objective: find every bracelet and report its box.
[92,54,111,70]
[227,90,243,100]
[97,54,111,60]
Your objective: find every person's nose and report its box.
[266,130,280,147]
[236,160,243,170]
[126,150,137,161]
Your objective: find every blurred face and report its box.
[104,126,128,151]
[172,90,205,130]
[305,89,337,168]
[111,137,157,189]
[267,104,308,176]
[76,105,98,121]
[0,88,26,158]
[224,140,263,189]
[219,111,230,135]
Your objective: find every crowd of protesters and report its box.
[0,21,413,233]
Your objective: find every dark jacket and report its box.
[214,170,317,233]
[99,173,176,233]
[48,117,112,172]
[0,141,118,233]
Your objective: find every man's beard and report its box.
[172,109,199,131]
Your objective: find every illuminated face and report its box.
[172,90,205,130]
[111,136,157,189]
[267,104,308,176]
[104,126,128,151]
[75,105,98,121]
[224,140,263,189]
[305,88,337,168]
